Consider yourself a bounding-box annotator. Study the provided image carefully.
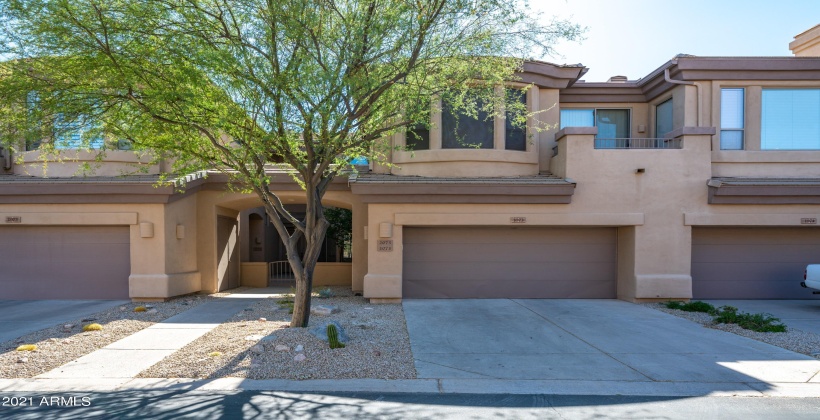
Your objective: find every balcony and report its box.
[594,137,683,150]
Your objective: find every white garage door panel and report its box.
[403,227,616,299]
[0,226,131,300]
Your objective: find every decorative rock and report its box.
[293,354,306,362]
[17,357,27,364]
[295,345,304,352]
[275,345,290,352]
[63,324,74,329]
[245,335,265,341]
[244,308,253,312]
[250,344,264,354]
[49,338,59,342]
[363,307,374,311]
[119,306,126,311]
[309,321,349,343]
[311,305,339,316]
[147,309,158,314]
[144,305,155,309]
[258,317,267,322]
[373,350,381,357]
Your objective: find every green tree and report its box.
[0,0,583,327]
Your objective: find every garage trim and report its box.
[685,212,820,226]
[0,212,138,225]
[395,212,644,226]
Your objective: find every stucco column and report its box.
[362,204,403,302]
[617,130,714,301]
[351,197,368,293]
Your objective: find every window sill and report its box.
[712,150,820,163]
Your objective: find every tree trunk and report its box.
[288,218,329,327]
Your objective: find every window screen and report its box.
[441,95,494,149]
[505,89,527,151]
[406,123,430,150]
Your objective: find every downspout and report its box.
[664,64,702,127]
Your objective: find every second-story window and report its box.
[559,108,630,139]
[53,114,105,150]
[762,89,820,150]
[655,98,673,138]
[720,88,745,150]
[441,91,494,149]
[404,88,530,152]
[504,89,527,151]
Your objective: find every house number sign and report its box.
[5,216,21,224]
[801,218,817,225]
[377,239,393,252]
[510,217,527,224]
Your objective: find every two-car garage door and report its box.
[0,226,131,299]
[692,227,820,299]
[403,227,616,298]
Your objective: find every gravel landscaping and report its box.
[645,303,820,358]
[0,294,218,378]
[138,287,416,380]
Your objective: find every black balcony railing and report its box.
[594,138,683,149]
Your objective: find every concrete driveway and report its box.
[403,299,820,390]
[704,300,820,335]
[0,300,127,344]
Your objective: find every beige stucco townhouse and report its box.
[3,26,820,302]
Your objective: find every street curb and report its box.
[3,378,820,398]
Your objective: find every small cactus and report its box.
[327,324,345,349]
[16,344,37,352]
[83,323,103,331]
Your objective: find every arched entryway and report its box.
[196,186,366,293]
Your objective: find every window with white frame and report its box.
[720,88,745,150]
[761,89,820,150]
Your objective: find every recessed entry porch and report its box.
[237,205,353,288]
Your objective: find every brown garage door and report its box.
[0,226,131,299]
[692,227,820,299]
[403,227,616,298]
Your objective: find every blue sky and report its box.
[531,0,820,81]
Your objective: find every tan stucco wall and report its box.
[240,262,268,287]
[14,150,159,177]
[791,24,820,56]
[314,262,353,286]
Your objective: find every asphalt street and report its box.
[1,391,819,419]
